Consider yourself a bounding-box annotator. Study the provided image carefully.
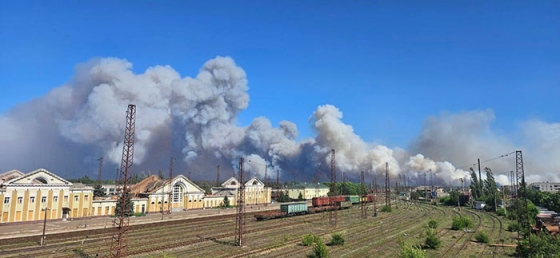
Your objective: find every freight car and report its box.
[312,196,346,206]
[254,202,308,221]
[336,201,352,209]
[345,195,360,204]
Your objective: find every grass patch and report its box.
[474,231,489,243]
[451,216,473,230]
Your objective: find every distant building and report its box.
[287,183,330,200]
[210,177,271,206]
[530,182,560,193]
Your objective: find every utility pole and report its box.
[41,207,50,246]
[276,169,279,187]
[234,158,246,246]
[329,149,337,226]
[360,171,366,219]
[97,157,104,185]
[424,173,427,203]
[110,104,136,258]
[216,165,220,187]
[167,157,174,215]
[264,165,267,186]
[477,158,482,192]
[342,172,346,195]
[373,177,377,216]
[385,162,390,208]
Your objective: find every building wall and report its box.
[288,187,328,200]
[0,186,93,224]
[531,182,560,193]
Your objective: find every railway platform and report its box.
[0,203,279,240]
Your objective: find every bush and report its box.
[381,205,392,212]
[309,240,329,258]
[133,212,146,217]
[507,222,519,232]
[428,220,438,229]
[496,208,506,216]
[474,231,489,243]
[398,243,426,258]
[328,233,345,246]
[302,233,320,246]
[451,216,473,230]
[423,229,441,250]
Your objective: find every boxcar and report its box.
[367,194,375,203]
[312,197,330,207]
[281,202,308,215]
[331,196,345,203]
[345,195,360,204]
[336,201,352,209]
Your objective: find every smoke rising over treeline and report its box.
[1,56,558,186]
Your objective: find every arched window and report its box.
[172,184,184,203]
[35,177,48,184]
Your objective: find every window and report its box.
[3,197,9,204]
[30,197,35,203]
[74,195,79,202]
[172,184,184,203]
[53,196,58,202]
[64,196,68,202]
[41,196,47,203]
[84,195,89,201]
[17,197,23,204]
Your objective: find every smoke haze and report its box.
[1,56,558,186]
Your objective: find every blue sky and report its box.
[1,1,558,150]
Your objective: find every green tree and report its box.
[423,229,441,249]
[158,170,165,180]
[469,169,482,200]
[222,196,230,208]
[410,191,421,200]
[115,190,134,217]
[277,192,291,202]
[298,192,304,201]
[93,184,106,197]
[484,167,498,211]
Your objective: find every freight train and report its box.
[254,194,375,221]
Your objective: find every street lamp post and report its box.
[41,207,50,246]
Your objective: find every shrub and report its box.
[133,212,146,217]
[329,233,345,246]
[474,231,489,243]
[496,208,506,216]
[428,220,438,229]
[423,229,441,250]
[309,240,329,258]
[398,243,426,258]
[302,233,320,246]
[451,216,473,230]
[507,222,519,232]
[381,205,392,212]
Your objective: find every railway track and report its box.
[439,209,483,258]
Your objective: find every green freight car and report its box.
[280,202,308,215]
[336,201,352,209]
[345,195,360,204]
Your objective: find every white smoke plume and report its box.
[0,56,558,186]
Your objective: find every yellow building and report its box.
[287,183,330,200]
[130,174,206,213]
[210,177,271,206]
[0,168,94,224]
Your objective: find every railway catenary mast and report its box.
[216,165,220,187]
[167,157,175,214]
[329,149,337,227]
[360,171,367,219]
[110,104,136,258]
[235,158,246,246]
[515,151,531,256]
[385,162,390,208]
[97,157,104,185]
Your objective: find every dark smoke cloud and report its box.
[1,57,558,185]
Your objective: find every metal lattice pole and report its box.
[235,158,246,246]
[329,149,337,227]
[515,150,531,255]
[97,157,104,185]
[385,162,390,208]
[167,157,174,214]
[361,171,367,219]
[110,104,136,258]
